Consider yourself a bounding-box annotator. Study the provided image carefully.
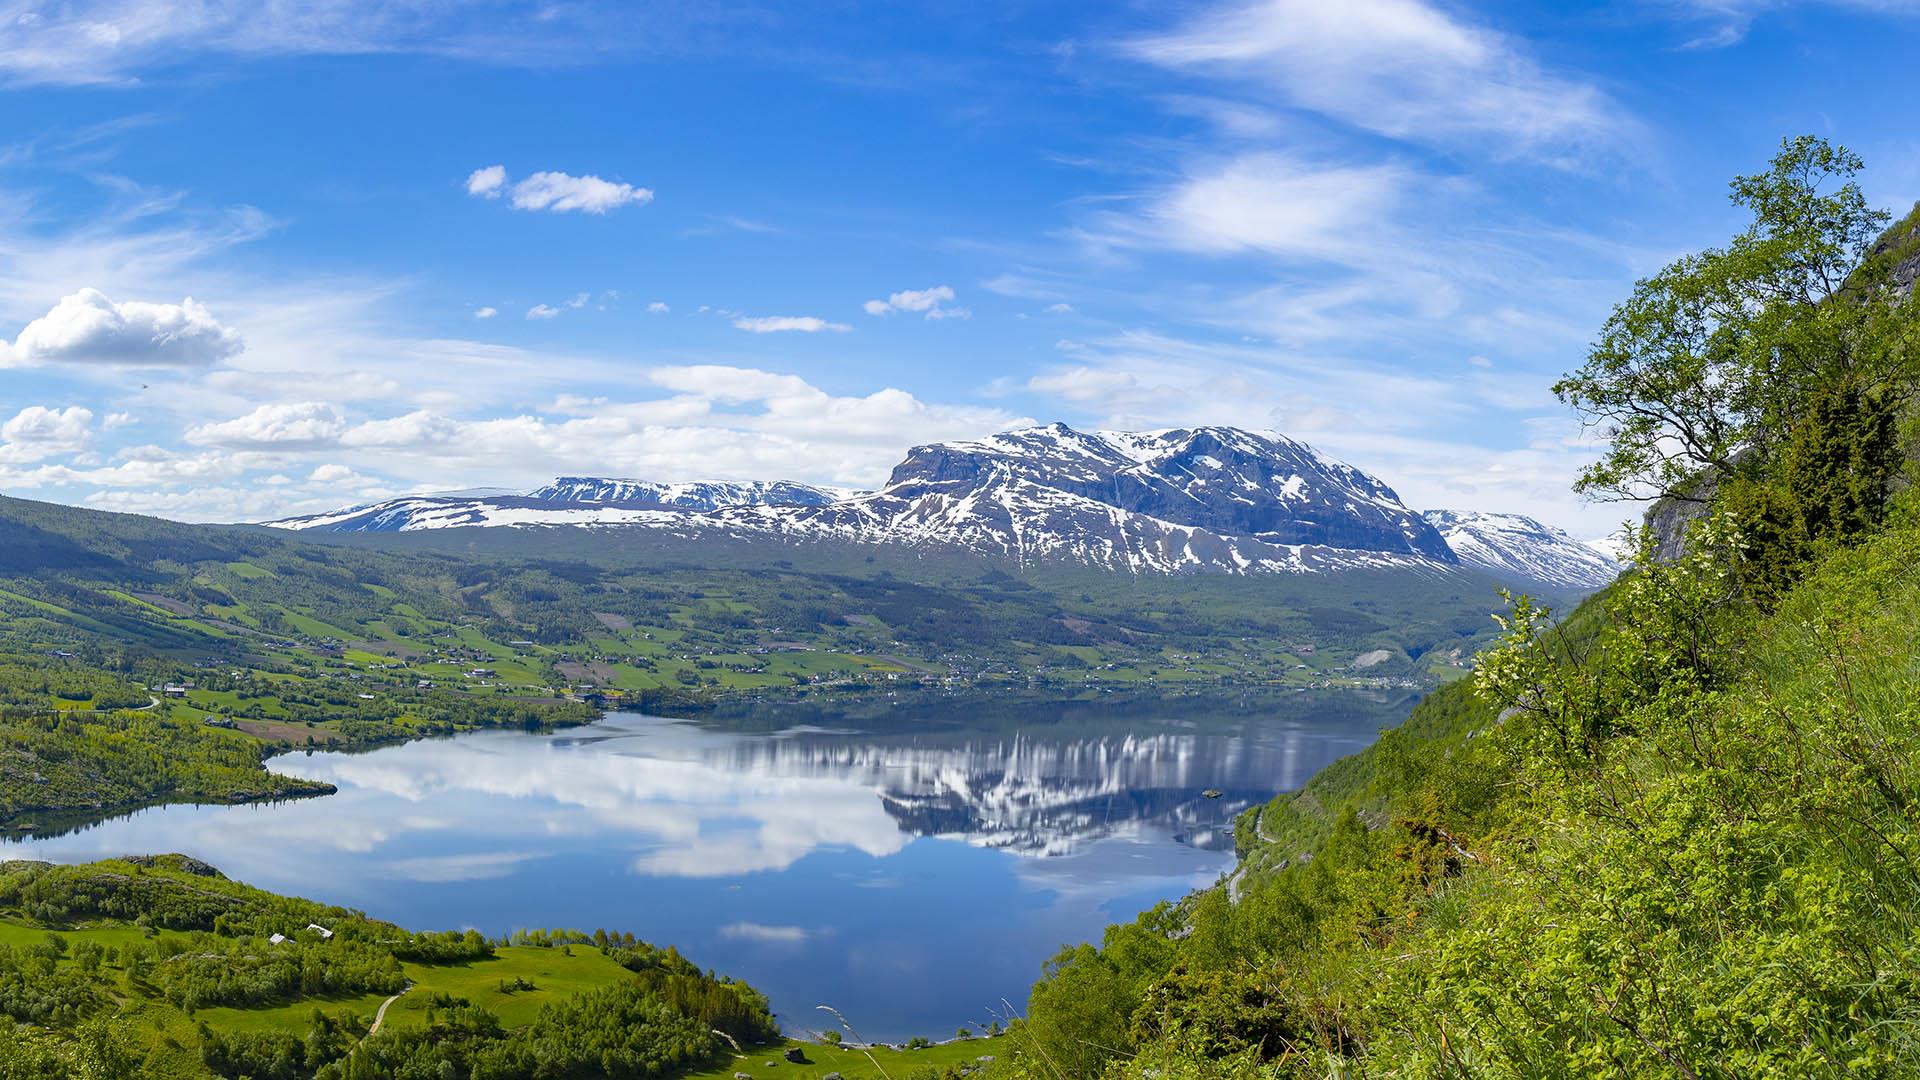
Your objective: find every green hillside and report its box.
[990,140,1920,1079]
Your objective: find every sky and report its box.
[0,1,1916,539]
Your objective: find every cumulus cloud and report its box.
[512,171,652,213]
[863,284,969,320]
[468,166,653,214]
[306,463,378,487]
[3,288,243,367]
[465,165,506,198]
[185,402,346,449]
[646,301,670,314]
[0,405,92,462]
[473,306,497,319]
[732,315,850,334]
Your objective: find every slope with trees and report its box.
[991,138,1920,1078]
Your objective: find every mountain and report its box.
[1422,509,1619,591]
[265,478,847,533]
[267,423,1610,590]
[710,424,1457,574]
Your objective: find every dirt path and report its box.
[368,984,411,1036]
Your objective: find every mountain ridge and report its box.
[266,424,1617,591]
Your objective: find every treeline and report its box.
[997,139,1920,1078]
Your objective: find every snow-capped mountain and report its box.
[706,424,1457,573]
[265,424,1611,590]
[1422,510,1620,591]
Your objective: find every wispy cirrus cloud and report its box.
[732,314,849,333]
[1654,0,1920,48]
[1125,0,1633,161]
[0,1,754,88]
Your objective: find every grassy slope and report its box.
[1005,510,1920,1076]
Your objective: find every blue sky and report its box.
[0,1,1915,537]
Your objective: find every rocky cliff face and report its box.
[1870,201,1920,301]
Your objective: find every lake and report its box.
[0,690,1413,1039]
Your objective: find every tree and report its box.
[1556,136,1913,504]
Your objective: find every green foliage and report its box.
[1557,135,1917,504]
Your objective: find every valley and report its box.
[0,437,1592,832]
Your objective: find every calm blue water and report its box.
[1,695,1405,1038]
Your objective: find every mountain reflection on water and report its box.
[0,692,1414,1038]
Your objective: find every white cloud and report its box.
[507,170,653,214]
[1145,155,1409,259]
[340,410,462,448]
[465,165,506,198]
[718,922,815,944]
[732,315,850,334]
[526,293,589,320]
[4,288,243,367]
[1127,0,1630,159]
[0,405,92,462]
[467,166,652,214]
[863,284,969,320]
[185,402,346,449]
[473,306,497,319]
[646,301,670,314]
[306,462,376,486]
[1658,0,1920,48]
[0,3,688,87]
